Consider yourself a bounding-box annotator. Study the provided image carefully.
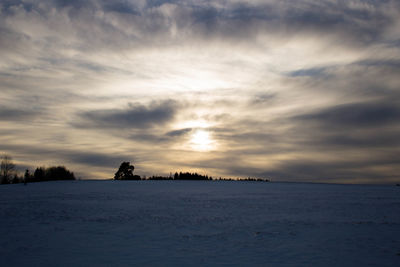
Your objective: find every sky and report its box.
[1,0,400,183]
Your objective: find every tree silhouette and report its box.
[173,172,212,180]
[34,167,46,181]
[0,158,76,185]
[1,155,15,184]
[45,166,75,181]
[114,162,139,180]
[31,166,75,182]
[24,169,31,184]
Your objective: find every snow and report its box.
[1,180,399,266]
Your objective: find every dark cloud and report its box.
[191,151,400,183]
[128,128,192,143]
[77,100,177,129]
[103,1,140,15]
[260,154,400,183]
[199,98,400,183]
[2,0,396,53]
[183,1,394,46]
[0,0,33,13]
[283,1,393,45]
[294,101,400,128]
[0,106,42,121]
[53,0,91,9]
[320,133,400,148]
[166,128,192,137]
[146,0,180,8]
[250,93,277,105]
[276,60,400,111]
[0,27,30,54]
[356,59,400,68]
[0,142,130,170]
[66,151,128,168]
[288,67,328,77]
[129,133,168,143]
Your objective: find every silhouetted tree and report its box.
[1,155,15,184]
[24,169,31,184]
[173,172,212,180]
[32,166,75,182]
[11,174,20,184]
[46,166,75,181]
[114,162,139,180]
[1,161,75,184]
[148,175,173,180]
[34,167,46,181]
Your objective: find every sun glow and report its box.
[190,129,214,151]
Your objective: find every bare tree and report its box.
[1,155,15,184]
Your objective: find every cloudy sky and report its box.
[1,0,400,183]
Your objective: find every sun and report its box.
[190,129,214,151]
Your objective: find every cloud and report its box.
[129,132,168,143]
[1,0,399,183]
[261,154,400,184]
[294,101,400,128]
[66,151,129,168]
[0,142,130,174]
[166,128,192,137]
[103,1,140,15]
[320,133,400,148]
[76,100,177,129]
[288,67,328,77]
[0,106,42,121]
[127,127,192,144]
[1,0,397,55]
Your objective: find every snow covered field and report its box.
[1,180,399,266]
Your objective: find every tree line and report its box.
[1,156,269,184]
[1,155,75,184]
[113,162,269,182]
[145,172,212,181]
[113,162,213,181]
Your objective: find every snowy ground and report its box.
[1,180,399,266]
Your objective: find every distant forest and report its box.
[114,162,269,182]
[1,156,269,185]
[0,155,76,184]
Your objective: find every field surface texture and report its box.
[1,181,400,266]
